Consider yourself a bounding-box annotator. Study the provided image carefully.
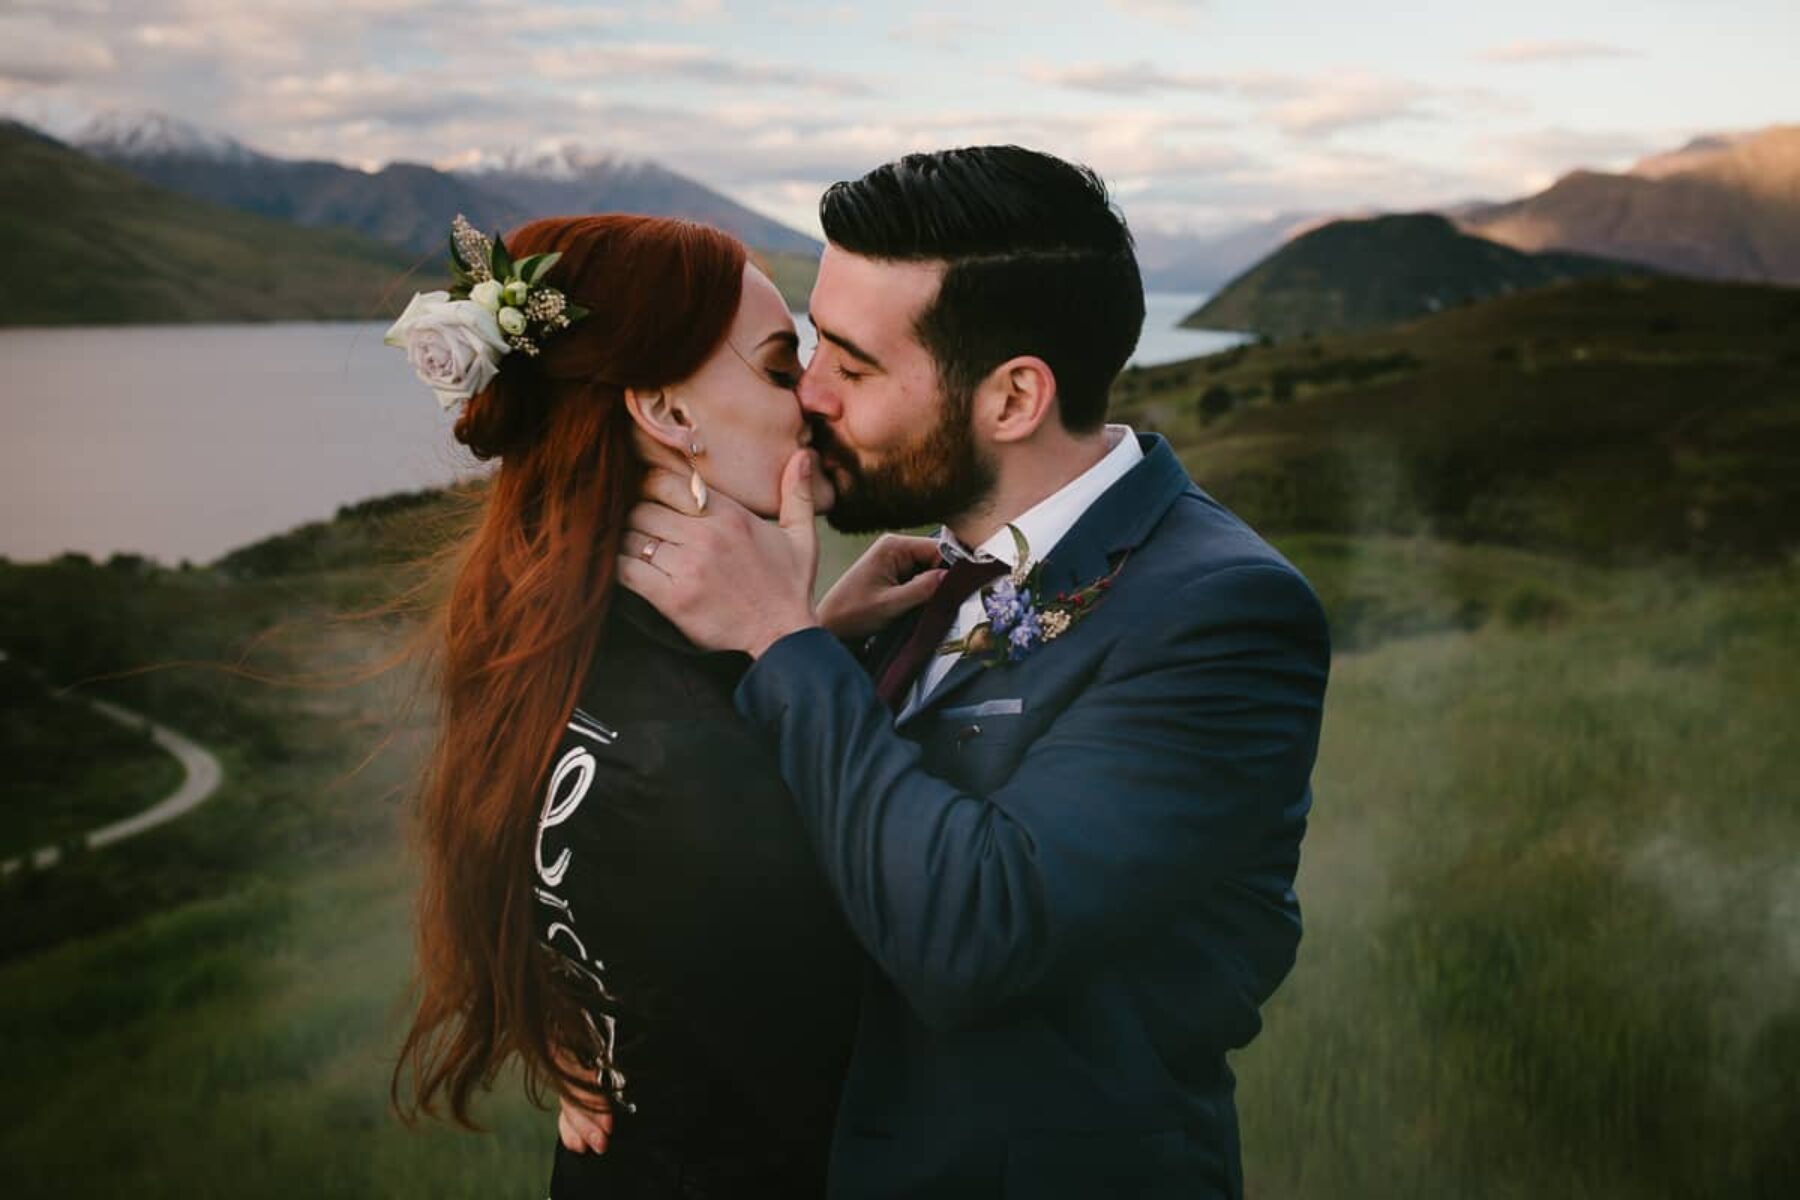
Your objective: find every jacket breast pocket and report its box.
[927,709,1035,795]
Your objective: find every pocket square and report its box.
[939,698,1025,720]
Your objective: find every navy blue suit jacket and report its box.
[734,432,1332,1199]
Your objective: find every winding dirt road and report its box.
[1,693,225,876]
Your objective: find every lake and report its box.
[0,294,1244,565]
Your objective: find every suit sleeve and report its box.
[733,562,1332,1031]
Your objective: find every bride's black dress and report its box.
[534,589,865,1197]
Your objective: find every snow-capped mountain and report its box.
[446,142,658,183]
[75,109,267,165]
[447,145,820,255]
[74,113,820,258]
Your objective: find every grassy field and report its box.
[1237,551,1799,1199]
[2,525,1794,1198]
[4,277,1797,1195]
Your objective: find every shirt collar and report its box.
[935,423,1144,573]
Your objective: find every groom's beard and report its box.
[813,389,997,535]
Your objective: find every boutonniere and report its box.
[938,525,1129,666]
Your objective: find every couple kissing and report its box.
[386,144,1332,1200]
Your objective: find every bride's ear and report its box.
[623,386,697,454]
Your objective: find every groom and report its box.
[618,145,1330,1198]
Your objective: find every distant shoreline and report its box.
[0,296,1243,568]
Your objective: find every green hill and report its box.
[210,487,474,580]
[1181,212,1653,339]
[0,122,424,325]
[1128,274,1800,563]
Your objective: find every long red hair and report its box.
[390,214,749,1126]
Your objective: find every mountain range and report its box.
[8,109,1797,332]
[0,121,420,326]
[82,109,1792,300]
[73,110,821,260]
[1177,124,1798,336]
[1144,123,1799,294]
[0,110,825,323]
[1454,125,1800,285]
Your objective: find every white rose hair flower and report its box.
[383,291,511,410]
[383,214,590,412]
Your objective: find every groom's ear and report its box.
[981,356,1058,445]
[624,386,696,453]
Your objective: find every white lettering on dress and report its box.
[534,719,634,1112]
[535,746,594,888]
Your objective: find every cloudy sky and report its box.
[3,0,1794,237]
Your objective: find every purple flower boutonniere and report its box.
[938,525,1129,667]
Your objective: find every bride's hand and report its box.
[553,1044,613,1155]
[817,534,946,641]
[558,1094,611,1156]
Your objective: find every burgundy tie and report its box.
[873,555,1011,712]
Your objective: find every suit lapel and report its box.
[896,651,988,730]
[862,604,923,678]
[895,432,1192,730]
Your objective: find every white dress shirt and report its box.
[897,423,1144,722]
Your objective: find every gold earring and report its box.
[687,437,708,512]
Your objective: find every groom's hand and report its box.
[618,450,821,658]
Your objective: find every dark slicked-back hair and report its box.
[819,145,1145,433]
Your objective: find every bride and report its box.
[385,213,940,1196]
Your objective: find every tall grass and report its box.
[1235,557,1800,1199]
[2,539,1795,1197]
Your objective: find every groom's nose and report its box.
[796,360,839,421]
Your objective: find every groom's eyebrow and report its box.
[806,313,884,370]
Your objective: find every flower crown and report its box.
[383,214,591,411]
